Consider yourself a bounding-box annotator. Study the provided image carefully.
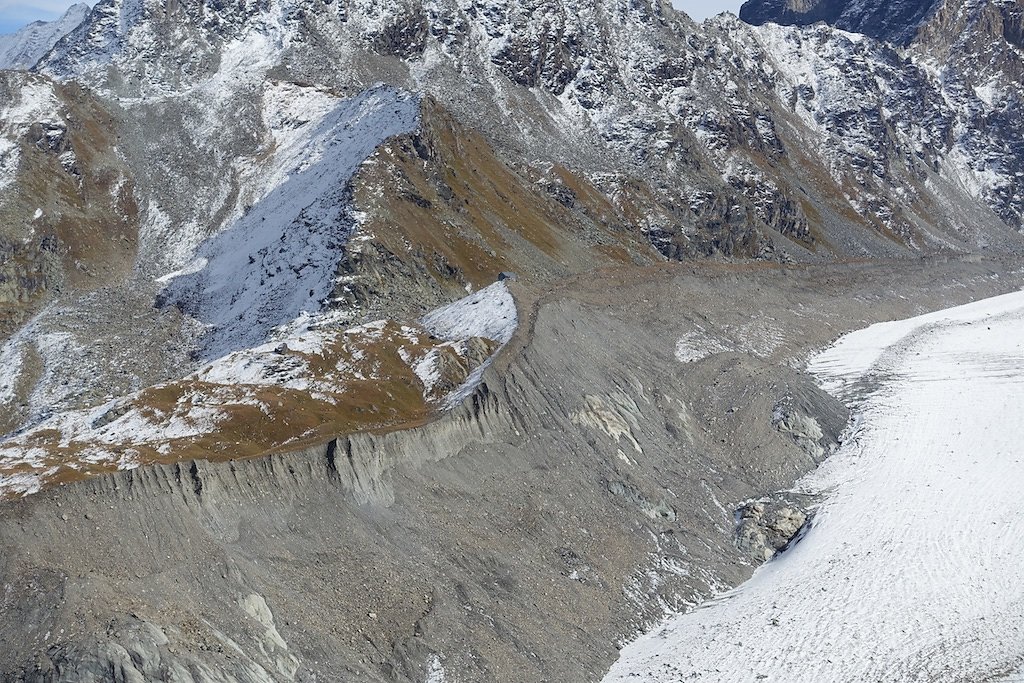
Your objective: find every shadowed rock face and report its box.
[739,0,943,45]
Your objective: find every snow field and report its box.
[422,281,518,345]
[421,281,518,407]
[159,84,421,360]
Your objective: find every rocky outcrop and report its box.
[0,74,137,336]
[736,0,1024,235]
[736,496,812,563]
[333,98,658,324]
[772,398,842,463]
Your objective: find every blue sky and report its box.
[0,0,744,35]
[673,0,744,21]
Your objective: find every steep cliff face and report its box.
[739,0,1024,233]
[912,0,1024,229]
[739,0,943,45]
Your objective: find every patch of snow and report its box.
[674,326,731,363]
[0,332,28,410]
[425,655,446,683]
[0,75,64,193]
[194,346,312,392]
[809,289,1024,399]
[422,281,518,345]
[154,257,208,285]
[421,282,518,409]
[413,349,442,397]
[0,137,19,193]
[0,471,45,497]
[974,79,1003,108]
[22,329,84,425]
[3,77,62,126]
[94,402,225,446]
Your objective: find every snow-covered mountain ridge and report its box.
[32,0,1024,253]
[0,4,90,71]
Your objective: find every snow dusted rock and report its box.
[421,281,518,407]
[0,71,137,377]
[772,400,832,462]
[738,1,1024,234]
[0,75,64,194]
[0,309,504,498]
[0,3,90,71]
[28,0,1024,267]
[157,84,421,359]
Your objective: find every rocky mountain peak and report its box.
[0,2,90,70]
[739,0,943,44]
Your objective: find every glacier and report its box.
[604,289,1024,682]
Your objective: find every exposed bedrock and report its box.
[1,258,1022,683]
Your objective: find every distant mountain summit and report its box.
[739,0,943,44]
[0,3,90,70]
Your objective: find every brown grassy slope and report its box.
[0,320,499,497]
[334,97,662,321]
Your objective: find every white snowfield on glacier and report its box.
[604,289,1024,683]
